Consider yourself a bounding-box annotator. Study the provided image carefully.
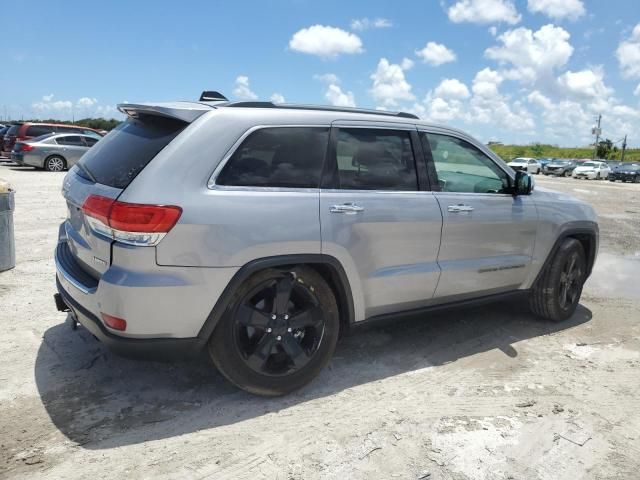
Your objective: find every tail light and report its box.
[82,194,182,246]
[21,144,35,152]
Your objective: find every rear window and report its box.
[6,125,20,136]
[26,125,56,137]
[77,115,186,189]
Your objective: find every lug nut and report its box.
[287,327,292,333]
[271,314,277,320]
[276,335,282,341]
[266,327,272,333]
[284,314,289,320]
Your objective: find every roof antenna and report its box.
[199,91,228,101]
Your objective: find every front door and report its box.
[420,131,538,300]
[320,125,443,320]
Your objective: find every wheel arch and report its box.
[532,227,598,287]
[197,254,355,341]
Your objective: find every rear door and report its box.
[62,114,188,278]
[320,123,442,319]
[420,131,538,300]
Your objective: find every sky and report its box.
[1,0,640,146]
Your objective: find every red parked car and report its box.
[2,122,103,157]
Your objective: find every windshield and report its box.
[5,125,20,136]
[581,162,596,167]
[620,164,640,171]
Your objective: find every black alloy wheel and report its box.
[209,266,339,396]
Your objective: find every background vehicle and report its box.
[507,157,541,174]
[0,125,12,155]
[573,161,610,180]
[544,159,577,177]
[538,158,553,170]
[54,99,598,396]
[609,163,640,182]
[2,122,103,156]
[11,133,99,171]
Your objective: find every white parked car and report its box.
[508,157,542,174]
[572,161,610,180]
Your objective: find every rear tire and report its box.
[208,266,340,396]
[529,238,586,322]
[44,155,66,172]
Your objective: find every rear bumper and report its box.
[55,280,204,360]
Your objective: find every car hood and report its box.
[508,161,527,166]
[547,163,571,168]
[615,169,639,173]
[533,187,598,223]
[574,166,596,171]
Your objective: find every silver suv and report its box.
[54,96,599,396]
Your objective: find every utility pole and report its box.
[592,114,601,160]
[620,134,627,162]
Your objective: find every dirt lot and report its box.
[1,164,639,480]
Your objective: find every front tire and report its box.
[44,155,66,172]
[529,238,586,322]
[209,266,340,396]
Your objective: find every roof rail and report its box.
[224,101,420,120]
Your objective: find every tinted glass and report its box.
[217,127,329,188]
[84,137,98,146]
[57,135,85,146]
[6,125,20,136]
[78,115,186,189]
[424,133,509,194]
[26,125,56,137]
[333,128,417,191]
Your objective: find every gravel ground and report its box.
[1,164,639,480]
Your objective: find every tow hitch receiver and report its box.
[54,293,70,313]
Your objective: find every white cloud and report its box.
[270,93,285,103]
[350,17,392,31]
[289,25,363,59]
[434,78,471,99]
[232,75,258,100]
[32,94,73,112]
[401,57,415,70]
[448,0,521,25]
[489,26,498,36]
[527,0,585,21]
[313,73,340,84]
[325,84,356,107]
[369,58,415,107]
[416,42,457,66]
[616,23,640,79]
[77,97,98,108]
[557,68,613,100]
[485,24,573,83]
[634,84,640,96]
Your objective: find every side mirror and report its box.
[514,171,534,195]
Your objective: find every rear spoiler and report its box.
[117,102,214,123]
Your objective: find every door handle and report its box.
[330,203,364,214]
[448,204,474,213]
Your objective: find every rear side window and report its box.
[84,137,98,146]
[78,115,186,189]
[57,135,85,146]
[216,127,329,188]
[332,128,418,191]
[26,125,55,137]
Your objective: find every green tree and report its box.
[596,138,613,159]
[530,143,544,157]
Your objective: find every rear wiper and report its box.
[76,162,97,183]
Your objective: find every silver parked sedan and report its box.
[11,133,100,171]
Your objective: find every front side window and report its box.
[217,127,329,188]
[423,133,510,194]
[332,128,418,191]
